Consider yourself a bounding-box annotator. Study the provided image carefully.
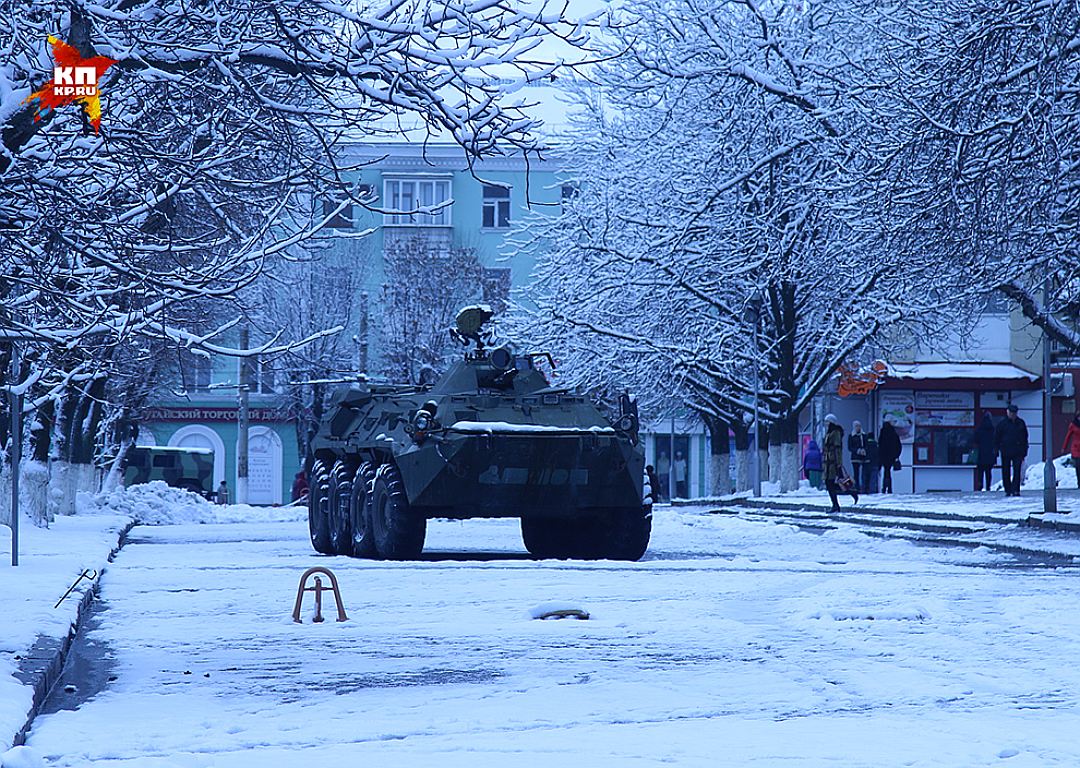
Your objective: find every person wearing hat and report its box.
[994,404,1028,497]
[823,413,858,512]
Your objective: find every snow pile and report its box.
[0,745,44,768]
[991,455,1079,492]
[75,482,309,525]
[1020,455,1079,490]
[77,481,214,524]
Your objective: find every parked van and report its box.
[123,446,215,499]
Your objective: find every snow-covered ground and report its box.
[6,485,1080,766]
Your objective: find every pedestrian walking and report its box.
[1063,413,1080,489]
[974,412,996,491]
[849,421,872,493]
[878,418,902,494]
[673,451,688,499]
[216,479,229,505]
[803,439,823,489]
[291,470,309,502]
[823,414,858,512]
[995,404,1028,497]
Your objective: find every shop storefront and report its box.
[136,405,298,505]
[874,363,1042,493]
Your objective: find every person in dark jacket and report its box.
[803,439,823,489]
[848,421,872,494]
[995,404,1028,497]
[878,418,902,494]
[866,433,880,494]
[291,470,309,502]
[823,414,858,512]
[645,464,661,504]
[974,412,996,491]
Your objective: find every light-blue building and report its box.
[137,141,567,504]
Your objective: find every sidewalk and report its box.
[0,513,132,754]
[680,488,1080,530]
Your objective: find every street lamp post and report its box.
[744,294,764,498]
[7,344,21,566]
[237,324,250,506]
[1043,272,1057,514]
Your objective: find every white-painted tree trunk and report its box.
[22,460,51,527]
[48,462,99,517]
[0,460,53,528]
[734,449,751,492]
[101,439,133,494]
[710,453,731,497]
[767,443,781,484]
[0,462,10,529]
[780,442,800,493]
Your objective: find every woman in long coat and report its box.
[823,414,858,512]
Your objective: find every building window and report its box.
[911,391,978,466]
[250,358,277,395]
[482,184,511,229]
[322,199,353,229]
[192,355,212,390]
[180,352,212,391]
[385,178,452,226]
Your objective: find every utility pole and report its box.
[358,291,369,374]
[237,324,250,506]
[1043,270,1057,514]
[744,293,763,498]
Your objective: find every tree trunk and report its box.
[772,414,801,493]
[704,415,731,497]
[31,398,55,463]
[732,419,751,493]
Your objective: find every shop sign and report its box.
[914,391,975,409]
[879,391,915,442]
[914,409,975,427]
[142,407,289,423]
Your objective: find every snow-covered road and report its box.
[22,507,1080,767]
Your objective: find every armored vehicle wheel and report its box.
[521,518,586,559]
[603,503,652,561]
[308,460,333,554]
[371,463,426,560]
[349,462,378,558]
[328,461,355,555]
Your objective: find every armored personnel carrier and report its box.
[307,307,651,561]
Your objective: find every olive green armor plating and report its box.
[307,325,652,561]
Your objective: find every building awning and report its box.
[881,362,1041,391]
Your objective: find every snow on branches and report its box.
[512,0,965,491]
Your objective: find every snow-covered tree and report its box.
[870,0,1080,350]
[378,236,489,385]
[514,0,963,492]
[0,0,597,518]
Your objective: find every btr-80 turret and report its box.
[307,307,651,560]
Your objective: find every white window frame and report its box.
[384,176,453,227]
[482,184,511,229]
